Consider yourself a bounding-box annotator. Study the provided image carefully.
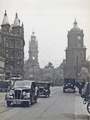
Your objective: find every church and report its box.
[64,19,88,81]
[24,31,40,80]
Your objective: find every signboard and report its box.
[0,61,4,68]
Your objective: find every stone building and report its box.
[0,11,25,80]
[64,19,87,81]
[24,31,40,80]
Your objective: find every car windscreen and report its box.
[64,79,75,84]
[38,83,47,87]
[14,82,31,88]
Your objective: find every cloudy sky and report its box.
[0,0,90,68]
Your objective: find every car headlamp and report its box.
[46,90,48,92]
[9,90,14,96]
[23,91,26,96]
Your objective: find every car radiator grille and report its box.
[39,88,43,92]
[15,90,21,99]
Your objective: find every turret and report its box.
[1,10,10,34]
[12,13,21,35]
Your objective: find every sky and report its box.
[0,0,90,68]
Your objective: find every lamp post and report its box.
[32,57,35,80]
[76,56,78,82]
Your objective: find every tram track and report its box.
[0,87,60,115]
[0,107,14,114]
[34,87,63,120]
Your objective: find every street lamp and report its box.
[32,57,35,79]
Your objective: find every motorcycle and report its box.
[81,82,90,113]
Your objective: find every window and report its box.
[11,40,14,48]
[6,50,9,58]
[10,50,14,59]
[17,40,20,48]
[11,61,15,69]
[6,40,9,47]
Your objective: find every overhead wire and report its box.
[0,9,62,67]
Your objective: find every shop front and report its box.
[0,56,5,81]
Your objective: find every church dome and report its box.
[70,19,81,32]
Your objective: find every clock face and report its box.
[77,36,81,40]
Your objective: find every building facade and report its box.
[0,11,25,80]
[64,19,87,80]
[0,33,5,81]
[24,31,40,80]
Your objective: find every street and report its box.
[0,86,90,120]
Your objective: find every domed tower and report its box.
[64,19,87,79]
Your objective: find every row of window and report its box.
[6,60,23,70]
[4,38,24,49]
[4,49,24,59]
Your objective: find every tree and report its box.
[43,73,53,81]
[45,62,54,68]
[79,67,90,82]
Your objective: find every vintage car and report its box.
[5,80,37,107]
[0,80,11,92]
[37,81,50,98]
[63,78,75,93]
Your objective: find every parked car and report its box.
[37,81,50,98]
[5,80,37,107]
[63,78,75,93]
[0,80,11,92]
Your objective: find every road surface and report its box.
[0,86,90,120]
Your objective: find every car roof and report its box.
[15,80,35,83]
[38,81,50,84]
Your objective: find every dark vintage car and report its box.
[0,80,11,92]
[37,81,50,98]
[5,80,37,107]
[63,78,75,93]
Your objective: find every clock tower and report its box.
[29,31,38,66]
[64,19,87,79]
[24,31,40,80]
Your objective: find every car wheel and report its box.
[7,101,11,107]
[87,102,90,114]
[73,89,75,93]
[63,89,65,93]
[35,98,37,103]
[23,101,31,107]
[45,93,48,98]
[31,96,34,104]
[27,101,31,107]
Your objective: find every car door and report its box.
[31,82,36,99]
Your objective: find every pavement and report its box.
[75,88,90,120]
[51,86,90,120]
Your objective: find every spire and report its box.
[13,13,20,26]
[22,22,23,27]
[70,18,80,32]
[16,13,18,18]
[73,18,78,28]
[2,10,9,25]
[32,27,35,36]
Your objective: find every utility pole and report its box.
[32,57,35,80]
[76,56,78,82]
